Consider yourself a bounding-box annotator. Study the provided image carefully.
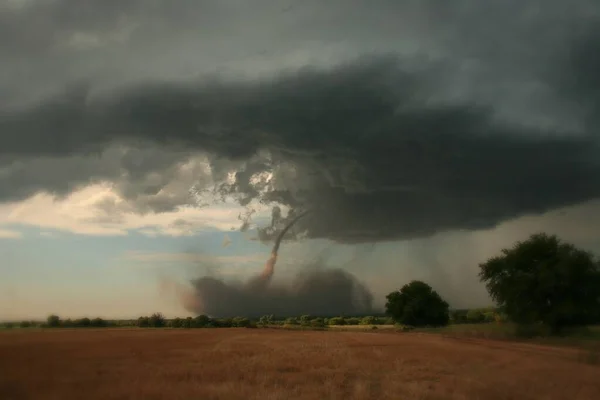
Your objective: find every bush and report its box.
[232,317,251,328]
[345,317,361,325]
[483,312,496,323]
[466,309,485,323]
[284,317,298,325]
[450,310,468,324]
[327,317,346,326]
[310,318,326,328]
[19,321,31,328]
[258,315,274,327]
[360,316,379,325]
[299,315,311,326]
[385,281,450,327]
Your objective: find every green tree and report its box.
[75,317,91,327]
[148,313,166,328]
[137,316,150,328]
[169,317,183,328]
[182,317,193,329]
[466,309,485,323]
[479,233,600,334]
[90,318,106,327]
[385,281,450,327]
[194,315,211,328]
[46,314,61,328]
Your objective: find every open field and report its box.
[1,329,599,400]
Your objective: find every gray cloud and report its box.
[1,0,600,244]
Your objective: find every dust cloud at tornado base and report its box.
[165,210,374,318]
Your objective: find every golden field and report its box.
[0,328,598,400]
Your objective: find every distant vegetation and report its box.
[2,233,599,340]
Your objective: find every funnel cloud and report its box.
[175,210,373,318]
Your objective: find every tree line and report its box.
[2,233,599,336]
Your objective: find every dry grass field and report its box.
[1,328,598,400]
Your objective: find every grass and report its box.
[1,328,599,399]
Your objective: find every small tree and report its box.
[194,315,211,328]
[76,317,91,327]
[385,281,450,327]
[90,318,106,328]
[170,317,183,328]
[46,314,61,328]
[479,233,600,334]
[137,316,150,328]
[148,313,166,328]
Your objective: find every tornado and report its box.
[259,210,310,283]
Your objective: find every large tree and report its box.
[478,233,600,333]
[385,281,449,327]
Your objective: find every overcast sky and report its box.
[2,0,600,319]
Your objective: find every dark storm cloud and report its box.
[1,0,600,243]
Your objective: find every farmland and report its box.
[1,328,598,400]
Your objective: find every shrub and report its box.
[360,316,379,325]
[258,315,274,327]
[466,309,485,323]
[297,315,310,326]
[327,317,346,326]
[310,318,325,328]
[232,317,251,328]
